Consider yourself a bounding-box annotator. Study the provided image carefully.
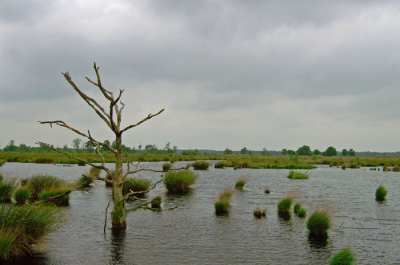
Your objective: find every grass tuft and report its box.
[215,188,234,215]
[39,189,70,206]
[164,170,198,194]
[277,191,297,214]
[214,161,226,168]
[162,163,172,172]
[297,208,306,218]
[151,196,162,208]
[27,175,66,200]
[14,188,31,205]
[0,178,18,202]
[288,170,309,179]
[192,161,210,170]
[235,176,248,189]
[254,207,267,218]
[122,177,152,197]
[307,210,331,237]
[329,247,356,265]
[294,203,301,214]
[375,185,387,201]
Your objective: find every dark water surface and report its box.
[1,162,400,264]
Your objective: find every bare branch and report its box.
[120,108,165,134]
[104,197,113,233]
[126,167,186,176]
[139,206,178,212]
[122,178,164,202]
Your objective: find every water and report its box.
[1,162,400,264]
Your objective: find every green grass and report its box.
[307,210,331,237]
[38,189,70,206]
[27,175,66,200]
[162,163,172,172]
[0,204,61,261]
[294,203,301,214]
[0,174,3,183]
[151,196,162,208]
[375,185,387,201]
[215,188,235,215]
[164,170,198,194]
[0,178,18,202]
[288,170,309,179]
[278,195,294,214]
[329,247,356,265]
[122,177,152,196]
[14,188,31,205]
[235,176,247,189]
[35,158,54,164]
[214,161,226,168]
[76,176,93,187]
[192,161,210,170]
[297,208,306,218]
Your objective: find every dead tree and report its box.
[38,63,164,229]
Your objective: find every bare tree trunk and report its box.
[112,134,126,229]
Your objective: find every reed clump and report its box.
[329,247,356,265]
[214,161,226,168]
[288,170,309,179]
[307,209,331,237]
[38,189,71,206]
[375,185,387,201]
[14,188,31,205]
[164,170,198,194]
[277,192,297,214]
[235,176,248,190]
[193,161,210,170]
[215,188,235,215]
[294,203,301,214]
[26,175,66,200]
[151,196,162,208]
[297,208,306,218]
[253,207,267,218]
[0,178,18,202]
[0,204,61,261]
[122,178,152,196]
[163,163,172,172]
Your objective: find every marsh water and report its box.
[1,162,400,265]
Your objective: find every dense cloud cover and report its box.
[1,0,400,151]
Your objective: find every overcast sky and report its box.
[1,0,400,152]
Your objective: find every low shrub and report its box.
[122,178,152,196]
[39,189,70,206]
[297,208,306,218]
[215,188,234,215]
[0,178,18,203]
[307,210,331,237]
[375,185,387,201]
[164,170,198,194]
[27,175,66,200]
[14,188,31,205]
[253,208,267,218]
[288,170,309,179]
[329,247,356,265]
[294,203,301,214]
[235,176,247,189]
[214,161,226,169]
[193,161,210,170]
[151,196,162,208]
[162,163,172,172]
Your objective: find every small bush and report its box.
[288,170,309,179]
[192,161,210,170]
[297,208,306,218]
[215,188,234,215]
[151,196,162,208]
[162,163,172,172]
[307,210,331,237]
[14,188,31,205]
[39,189,70,206]
[122,178,152,196]
[329,247,356,265]
[0,178,18,203]
[27,175,66,200]
[235,176,248,189]
[164,170,198,194]
[375,185,387,201]
[254,208,267,218]
[214,161,226,168]
[294,203,301,214]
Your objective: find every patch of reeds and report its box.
[215,188,234,215]
[35,158,54,164]
[277,192,297,214]
[164,170,198,194]
[163,163,172,172]
[253,207,267,218]
[294,203,301,214]
[14,188,31,205]
[0,204,61,261]
[192,161,210,170]
[76,176,93,188]
[214,161,226,168]
[264,187,271,193]
[329,247,356,265]
[375,185,387,201]
[0,178,18,203]
[287,170,309,179]
[27,175,66,200]
[235,176,248,190]
[297,208,306,218]
[307,210,331,237]
[122,177,152,196]
[77,160,86,166]
[0,174,3,183]
[38,189,71,206]
[151,196,162,208]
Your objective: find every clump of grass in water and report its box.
[0,178,18,203]
[264,187,271,193]
[14,188,31,205]
[235,176,248,190]
[277,191,297,214]
[162,163,172,172]
[214,161,226,169]
[307,209,331,237]
[329,247,356,265]
[76,176,93,188]
[27,175,66,200]
[39,189,71,206]
[215,188,235,215]
[122,177,152,197]
[192,161,210,170]
[287,170,309,179]
[375,185,387,201]
[253,207,267,218]
[0,204,61,261]
[297,208,306,218]
[294,203,302,214]
[151,196,162,208]
[164,170,198,194]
